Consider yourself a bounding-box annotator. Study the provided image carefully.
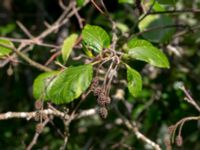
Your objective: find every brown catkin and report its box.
[176,135,183,146]
[98,107,108,119]
[36,123,43,134]
[93,87,102,96]
[34,100,43,110]
[97,97,106,106]
[96,92,107,105]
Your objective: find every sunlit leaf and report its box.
[157,0,177,5]
[138,15,175,43]
[124,38,170,68]
[0,24,16,36]
[126,64,142,97]
[116,22,129,33]
[33,71,59,100]
[61,33,78,63]
[47,64,93,104]
[76,0,85,7]
[118,0,133,4]
[0,38,14,57]
[82,24,110,53]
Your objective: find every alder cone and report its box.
[34,100,43,110]
[36,123,43,134]
[97,97,106,106]
[176,135,183,146]
[98,107,108,119]
[93,87,102,96]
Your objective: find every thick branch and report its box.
[0,108,96,121]
[0,109,65,120]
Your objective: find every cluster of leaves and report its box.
[1,0,200,149]
[29,24,169,105]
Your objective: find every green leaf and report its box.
[33,71,59,100]
[124,38,170,68]
[61,33,78,63]
[76,0,85,7]
[47,64,93,104]
[0,38,14,57]
[118,0,133,4]
[126,64,142,97]
[149,0,165,11]
[138,15,175,43]
[0,24,16,36]
[82,24,110,53]
[127,38,153,49]
[82,41,94,58]
[116,22,129,33]
[157,0,177,5]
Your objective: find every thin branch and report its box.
[45,51,61,66]
[134,24,188,38]
[37,0,90,40]
[26,118,50,150]
[0,43,52,72]
[135,0,144,15]
[72,3,84,28]
[91,0,105,15]
[180,85,200,112]
[100,0,118,50]
[16,21,34,39]
[170,116,200,143]
[149,9,200,15]
[14,47,52,72]
[60,134,69,150]
[137,0,156,25]
[58,0,67,10]
[0,37,59,49]
[125,121,161,150]
[116,118,161,150]
[114,105,161,150]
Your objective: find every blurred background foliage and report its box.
[1,0,200,149]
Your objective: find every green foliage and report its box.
[46,64,93,104]
[33,65,93,104]
[2,0,200,149]
[157,0,177,5]
[126,64,142,97]
[139,15,175,43]
[76,0,85,7]
[33,71,59,100]
[118,0,133,4]
[82,24,110,54]
[116,22,129,33]
[124,38,170,68]
[0,38,14,57]
[61,33,78,64]
[0,24,16,36]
